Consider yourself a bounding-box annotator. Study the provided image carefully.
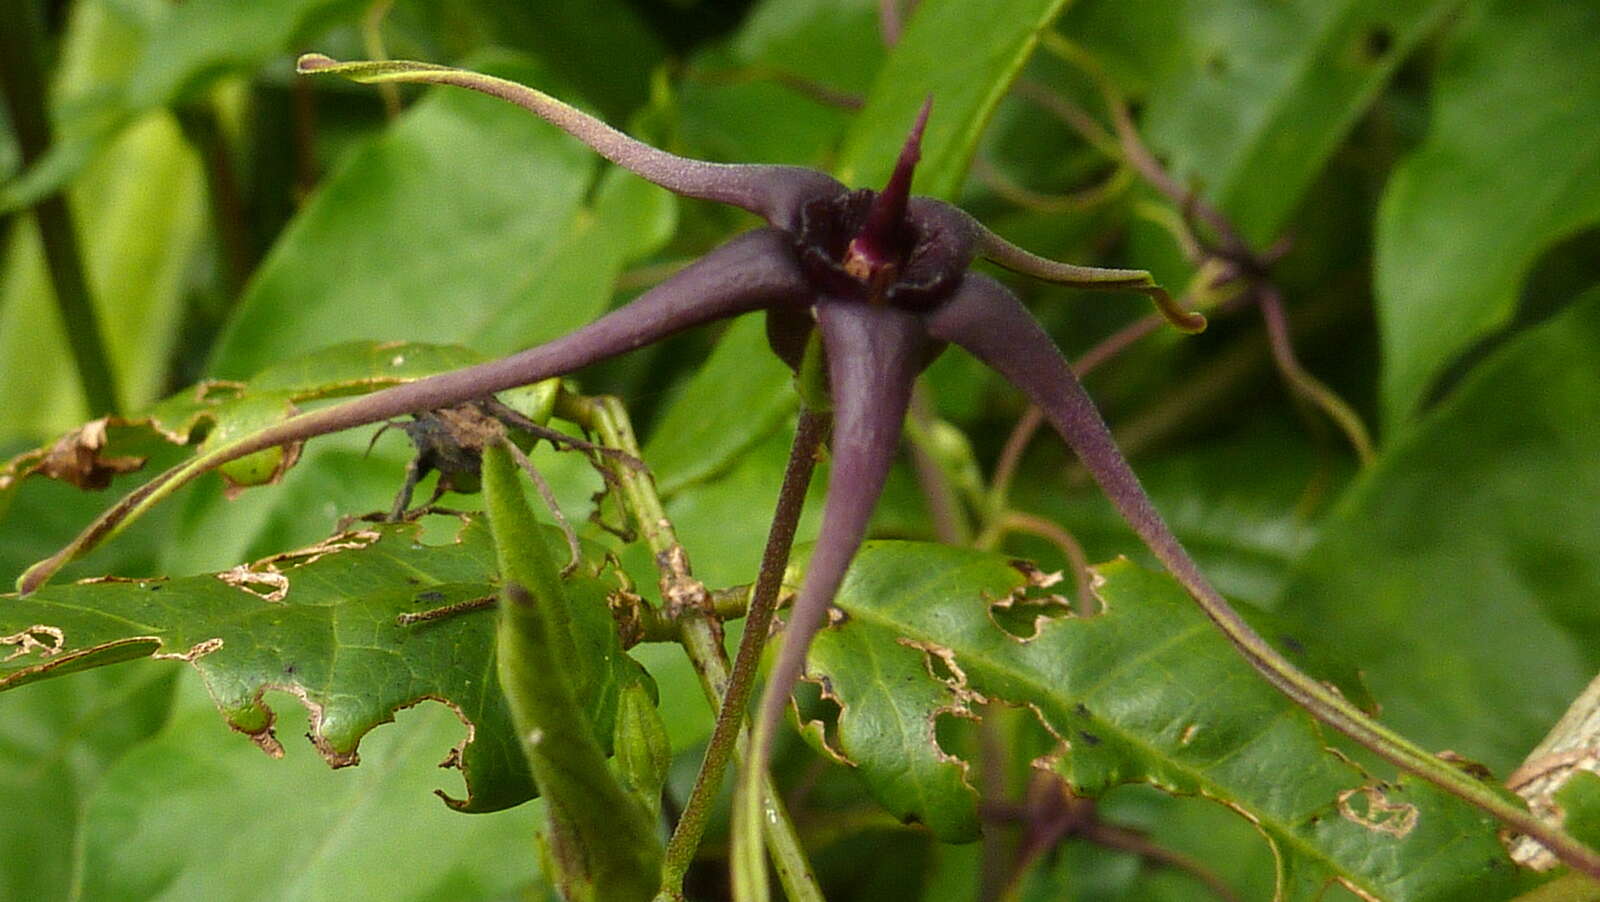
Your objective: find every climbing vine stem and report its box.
[554,390,824,902]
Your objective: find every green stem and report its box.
[0,2,120,417]
[360,0,403,119]
[663,408,828,888]
[554,392,823,902]
[634,585,752,642]
[1256,285,1375,465]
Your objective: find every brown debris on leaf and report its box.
[150,636,224,664]
[987,560,1076,641]
[0,419,147,492]
[897,637,987,706]
[2,625,66,662]
[213,530,384,603]
[1009,558,1065,591]
[216,565,291,603]
[258,529,382,569]
[1337,785,1419,838]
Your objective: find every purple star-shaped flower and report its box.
[278,55,1214,745]
[20,54,1214,727]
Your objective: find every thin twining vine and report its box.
[993,33,1376,469]
[553,390,824,902]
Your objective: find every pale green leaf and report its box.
[1375,0,1600,427]
[75,675,547,901]
[837,0,1072,200]
[207,53,595,378]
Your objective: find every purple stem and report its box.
[754,301,928,749]
[878,0,904,46]
[221,230,810,456]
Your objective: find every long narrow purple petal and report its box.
[327,229,810,421]
[755,300,928,744]
[923,274,1226,629]
[297,55,844,231]
[920,277,1600,870]
[20,229,811,593]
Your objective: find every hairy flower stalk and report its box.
[22,55,1600,881]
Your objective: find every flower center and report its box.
[791,99,969,312]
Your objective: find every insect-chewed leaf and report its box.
[0,340,560,517]
[0,515,643,813]
[802,541,1526,901]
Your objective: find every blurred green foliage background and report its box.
[2,0,1598,899]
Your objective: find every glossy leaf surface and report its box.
[0,516,641,813]
[805,542,1524,900]
[1131,0,1454,244]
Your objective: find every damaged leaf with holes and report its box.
[0,339,557,511]
[0,515,648,812]
[800,542,1529,900]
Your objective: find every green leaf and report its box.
[468,166,678,357]
[124,0,364,109]
[836,0,1072,200]
[75,675,547,901]
[485,443,660,902]
[485,445,613,735]
[1,0,365,212]
[0,515,643,813]
[0,340,515,521]
[0,19,206,439]
[612,679,672,821]
[805,543,1524,900]
[0,668,175,902]
[5,336,577,600]
[645,314,798,497]
[466,0,664,120]
[1375,0,1600,427]
[1011,422,1333,608]
[659,424,828,590]
[207,52,596,379]
[1277,285,1600,775]
[673,0,881,168]
[1559,771,1600,854]
[1512,874,1600,902]
[1128,0,1455,244]
[731,0,884,98]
